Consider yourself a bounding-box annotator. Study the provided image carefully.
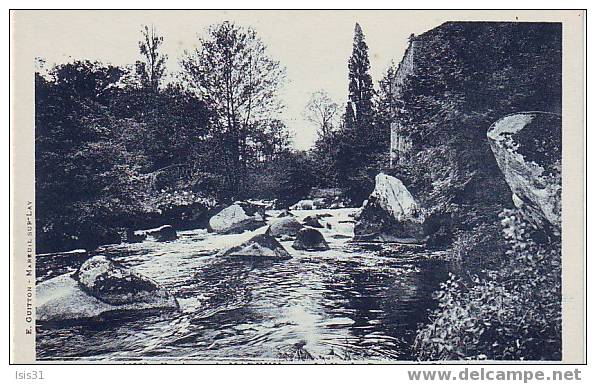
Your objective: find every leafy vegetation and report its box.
[414,209,561,360]
[36,23,291,253]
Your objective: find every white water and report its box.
[37,208,448,362]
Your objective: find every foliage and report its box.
[34,45,211,252]
[36,22,294,252]
[413,209,561,361]
[309,24,393,204]
[447,222,507,271]
[35,62,149,252]
[180,21,287,198]
[386,22,561,247]
[408,23,562,362]
[348,23,375,129]
[244,149,318,207]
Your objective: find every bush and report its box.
[244,149,318,207]
[413,209,561,361]
[447,222,507,271]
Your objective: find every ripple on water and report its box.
[36,208,449,362]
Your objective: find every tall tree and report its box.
[348,23,375,130]
[304,90,340,139]
[330,23,377,203]
[136,25,167,91]
[180,21,287,198]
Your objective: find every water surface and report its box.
[36,208,448,362]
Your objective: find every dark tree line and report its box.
[35,22,294,253]
[36,20,401,255]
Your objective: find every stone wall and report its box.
[389,38,416,166]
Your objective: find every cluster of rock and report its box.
[124,200,269,244]
[217,210,332,260]
[38,176,439,324]
[37,256,179,322]
[267,213,330,251]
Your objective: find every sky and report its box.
[17,10,449,149]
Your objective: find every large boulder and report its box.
[487,112,562,233]
[292,228,330,251]
[75,256,176,306]
[37,256,178,322]
[217,234,292,260]
[266,217,304,240]
[353,173,425,243]
[208,204,265,234]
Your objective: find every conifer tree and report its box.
[372,62,397,158]
[334,23,377,203]
[348,23,375,131]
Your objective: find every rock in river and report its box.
[126,229,147,243]
[292,228,330,251]
[266,217,304,240]
[208,204,265,234]
[218,234,292,260]
[37,256,178,322]
[276,209,293,218]
[290,199,314,210]
[487,112,561,233]
[354,173,425,243]
[144,225,177,242]
[302,215,324,228]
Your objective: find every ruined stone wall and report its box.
[389,39,416,167]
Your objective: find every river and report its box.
[36,208,449,362]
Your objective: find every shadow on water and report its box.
[36,212,450,362]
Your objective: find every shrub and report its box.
[413,209,561,361]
